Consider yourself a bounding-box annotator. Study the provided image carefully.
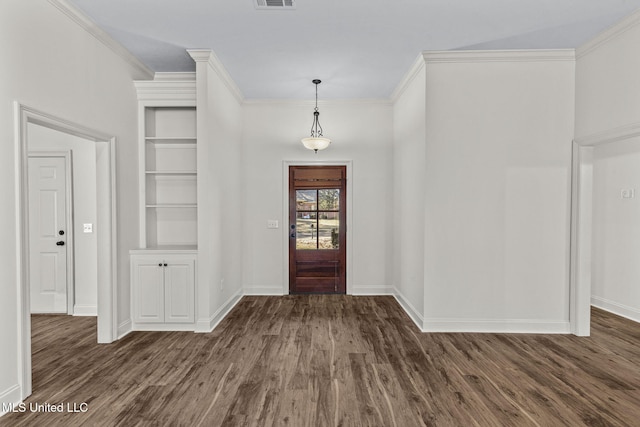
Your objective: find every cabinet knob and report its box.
[158,263,162,267]
[164,263,168,267]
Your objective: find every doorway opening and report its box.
[289,165,347,294]
[15,103,117,400]
[571,126,640,336]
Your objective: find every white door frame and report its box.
[282,160,353,295]
[27,150,75,315]
[570,123,640,336]
[15,103,118,399]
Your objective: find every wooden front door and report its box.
[289,166,346,294]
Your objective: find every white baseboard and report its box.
[73,304,97,316]
[422,319,571,334]
[592,296,640,323]
[392,287,570,333]
[0,384,22,417]
[392,287,424,330]
[351,285,394,295]
[195,289,243,333]
[243,286,284,296]
[244,285,394,296]
[117,319,132,339]
[133,323,197,332]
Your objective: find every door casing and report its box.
[569,127,640,336]
[282,160,353,295]
[289,165,347,294]
[15,103,117,401]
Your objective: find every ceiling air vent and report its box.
[255,0,295,10]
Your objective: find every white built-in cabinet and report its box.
[131,78,198,330]
[130,251,196,326]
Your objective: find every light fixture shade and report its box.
[301,136,331,152]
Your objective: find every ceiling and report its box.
[69,0,640,100]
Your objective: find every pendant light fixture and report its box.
[301,79,331,153]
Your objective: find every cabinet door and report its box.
[132,259,165,323]
[164,259,195,323]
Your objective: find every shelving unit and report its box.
[132,78,198,330]
[141,106,198,249]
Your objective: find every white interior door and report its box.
[28,156,68,313]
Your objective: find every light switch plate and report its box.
[267,219,279,229]
[83,223,93,233]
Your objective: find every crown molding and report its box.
[187,49,244,104]
[48,0,154,80]
[390,53,426,103]
[390,49,575,104]
[243,98,391,107]
[574,121,640,147]
[154,72,196,81]
[423,49,575,64]
[133,80,196,101]
[577,8,640,59]
[186,49,214,63]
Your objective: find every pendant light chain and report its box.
[311,80,324,138]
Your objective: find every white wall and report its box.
[392,61,427,326]
[0,0,148,407]
[575,10,640,321]
[191,51,244,332]
[592,138,640,321]
[207,61,243,325]
[420,51,575,332]
[242,101,393,295]
[575,11,640,140]
[28,123,98,315]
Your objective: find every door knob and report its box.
[56,241,65,246]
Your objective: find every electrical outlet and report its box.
[267,219,279,229]
[621,189,635,199]
[83,223,93,233]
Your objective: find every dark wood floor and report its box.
[2,296,640,426]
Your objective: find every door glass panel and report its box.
[319,212,339,249]
[318,189,339,210]
[295,188,340,250]
[296,212,317,249]
[296,190,317,211]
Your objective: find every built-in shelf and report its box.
[145,171,197,175]
[136,100,198,249]
[145,137,196,141]
[132,79,198,332]
[131,246,198,252]
[146,204,197,208]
